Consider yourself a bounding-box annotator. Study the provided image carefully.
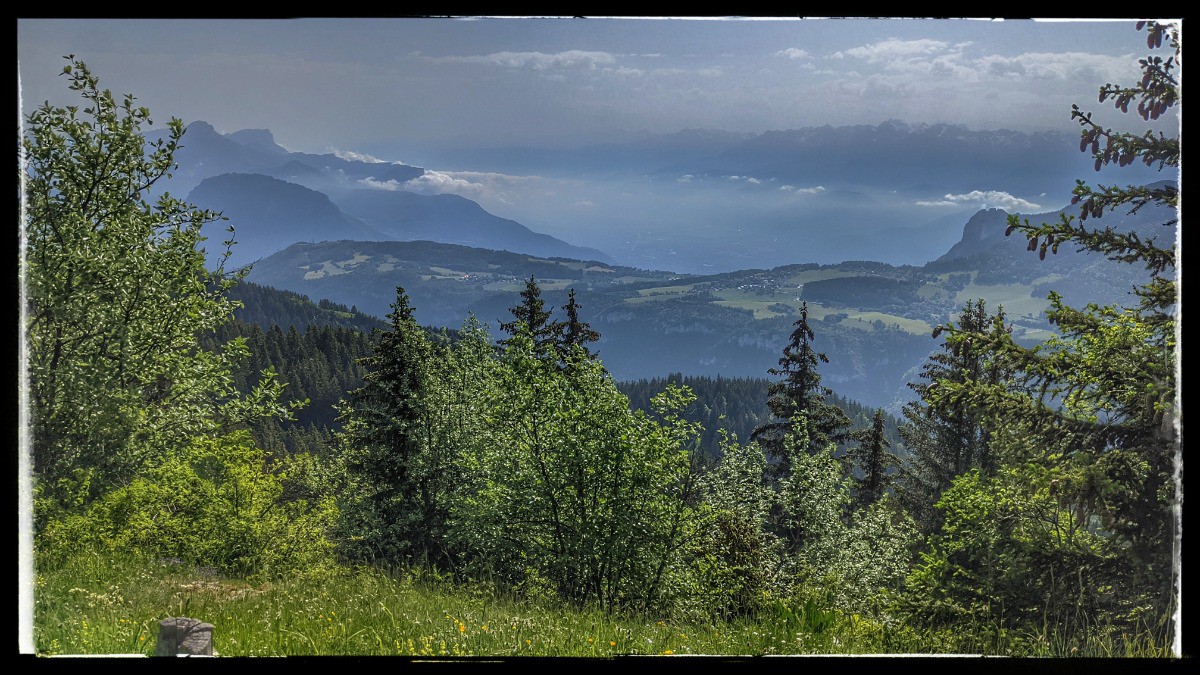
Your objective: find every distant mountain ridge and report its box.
[387,121,1159,199]
[332,188,612,262]
[934,179,1177,266]
[926,181,1175,311]
[188,173,392,268]
[161,121,612,266]
[236,189,1173,414]
[934,208,1014,262]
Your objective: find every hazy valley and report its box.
[161,118,1169,414]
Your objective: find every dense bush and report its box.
[40,432,337,579]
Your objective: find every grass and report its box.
[952,278,1049,319]
[712,301,789,320]
[32,550,1175,658]
[32,551,937,657]
[836,312,933,335]
[636,285,696,297]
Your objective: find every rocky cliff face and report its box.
[932,208,1014,263]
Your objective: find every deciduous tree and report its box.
[22,57,293,525]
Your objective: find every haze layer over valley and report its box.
[359,121,1163,272]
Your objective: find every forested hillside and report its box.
[619,374,903,460]
[227,280,386,333]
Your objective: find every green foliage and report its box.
[753,302,851,478]
[39,431,337,579]
[22,57,294,524]
[620,373,903,461]
[898,299,1010,532]
[335,287,446,565]
[902,22,1179,648]
[777,428,852,557]
[898,464,1170,649]
[227,280,386,333]
[499,275,563,359]
[775,425,916,618]
[687,431,779,618]
[556,287,601,364]
[202,321,375,432]
[847,408,900,509]
[452,335,703,615]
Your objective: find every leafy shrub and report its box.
[40,431,337,579]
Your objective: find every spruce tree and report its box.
[499,275,562,359]
[556,288,601,364]
[751,301,850,479]
[848,409,899,510]
[337,286,434,563]
[897,299,1009,532]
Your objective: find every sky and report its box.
[16,17,1179,272]
[16,17,1168,153]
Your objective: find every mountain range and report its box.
[158,119,1173,414]
[239,190,1173,414]
[160,121,611,267]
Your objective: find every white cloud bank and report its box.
[775,47,811,60]
[359,169,569,207]
[833,38,954,63]
[422,49,617,71]
[917,190,1041,212]
[330,148,389,164]
[727,175,762,184]
[829,38,1134,84]
[780,185,825,195]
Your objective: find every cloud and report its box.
[330,148,388,164]
[976,51,1135,82]
[423,49,617,71]
[677,174,694,183]
[401,171,490,198]
[776,47,811,60]
[357,177,403,191]
[575,200,596,207]
[601,65,723,78]
[833,38,951,63]
[917,190,1041,212]
[831,38,1135,86]
[727,175,763,184]
[780,185,826,195]
[837,39,975,79]
[358,169,570,208]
